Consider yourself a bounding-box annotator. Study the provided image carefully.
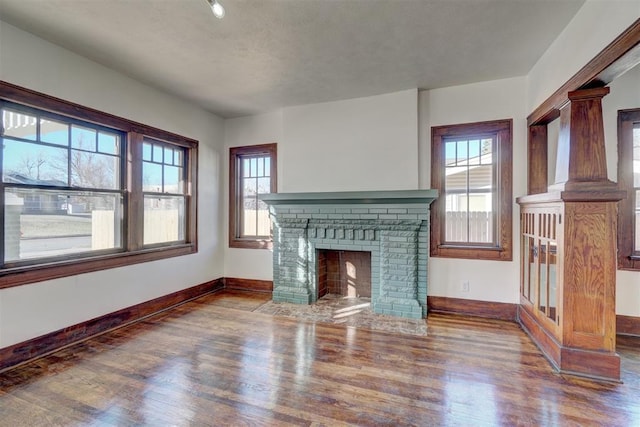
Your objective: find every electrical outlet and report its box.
[462,281,470,292]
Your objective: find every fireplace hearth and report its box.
[261,190,437,319]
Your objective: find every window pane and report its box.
[257,177,271,194]
[468,140,481,165]
[2,110,37,141]
[469,164,493,190]
[143,195,185,245]
[153,144,163,163]
[481,138,494,164]
[173,149,182,166]
[456,140,468,163]
[164,147,173,165]
[98,132,118,155]
[256,200,270,236]
[242,158,251,178]
[71,150,119,189]
[142,141,153,161]
[243,177,257,196]
[71,125,96,151]
[4,188,122,262]
[164,165,183,194]
[3,139,68,184]
[250,158,258,177]
[40,119,69,146]
[264,157,271,177]
[445,166,467,191]
[143,161,163,192]
[445,141,457,166]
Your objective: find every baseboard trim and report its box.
[224,277,273,293]
[427,296,517,321]
[0,278,224,373]
[617,314,640,337]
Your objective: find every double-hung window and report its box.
[430,119,512,261]
[617,109,640,270]
[0,82,197,288]
[229,143,277,249]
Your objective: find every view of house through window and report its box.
[2,107,123,262]
[240,155,271,237]
[229,143,277,249]
[430,119,512,261]
[444,136,494,243]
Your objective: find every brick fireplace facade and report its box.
[261,190,437,319]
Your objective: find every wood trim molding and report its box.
[224,277,273,293]
[617,315,640,337]
[427,296,517,321]
[518,306,621,381]
[0,279,224,373]
[528,18,640,126]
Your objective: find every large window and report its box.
[0,82,197,288]
[617,109,640,271]
[229,143,277,249]
[431,119,512,261]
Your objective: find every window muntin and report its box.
[229,144,277,249]
[0,82,198,289]
[431,119,512,261]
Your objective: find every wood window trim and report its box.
[617,108,640,271]
[229,143,277,249]
[0,81,198,290]
[430,119,513,261]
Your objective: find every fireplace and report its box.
[260,190,438,319]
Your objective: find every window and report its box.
[617,109,640,270]
[229,144,277,249]
[430,119,512,261]
[0,82,197,288]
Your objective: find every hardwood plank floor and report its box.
[1,289,639,426]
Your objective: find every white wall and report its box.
[0,22,225,347]
[281,90,419,192]
[420,77,528,304]
[223,90,420,280]
[527,0,640,112]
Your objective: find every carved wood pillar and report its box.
[551,87,616,191]
[518,87,625,381]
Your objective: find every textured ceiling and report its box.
[0,0,585,118]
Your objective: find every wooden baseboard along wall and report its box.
[427,296,518,321]
[0,278,224,373]
[1,278,638,374]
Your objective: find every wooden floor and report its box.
[1,290,639,426]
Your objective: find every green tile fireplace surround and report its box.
[260,190,438,319]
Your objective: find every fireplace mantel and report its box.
[261,190,438,319]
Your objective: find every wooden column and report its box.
[527,124,548,195]
[518,87,625,381]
